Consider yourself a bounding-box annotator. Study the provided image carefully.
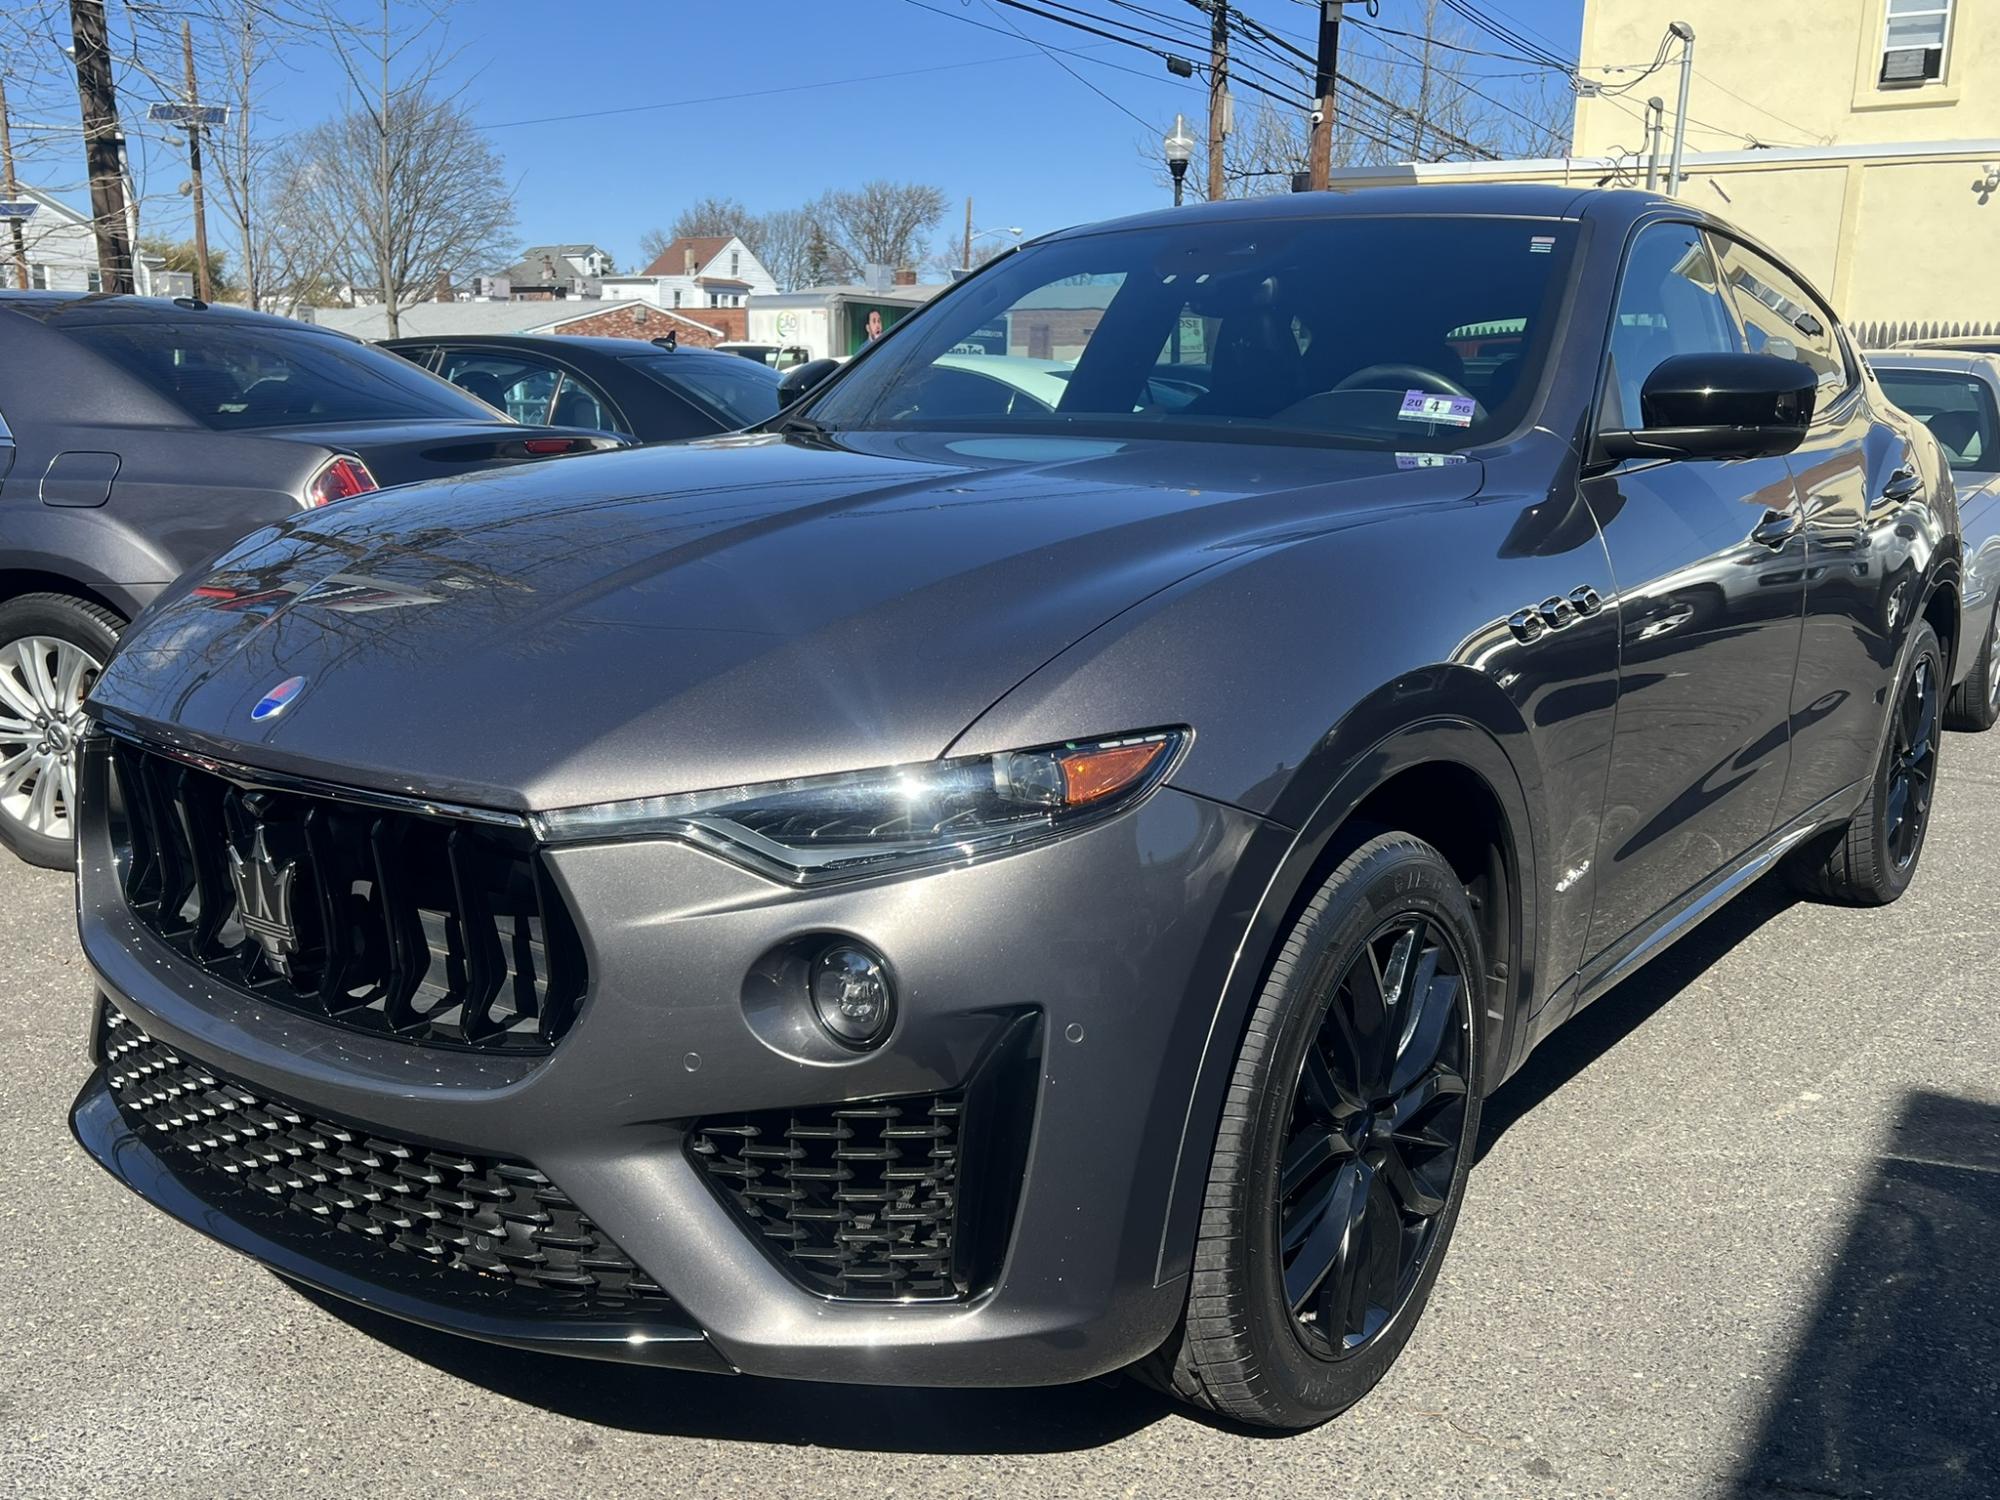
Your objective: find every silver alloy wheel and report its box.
[0,634,103,842]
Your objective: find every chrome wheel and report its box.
[0,634,101,842]
[1278,913,1471,1360]
[1887,652,1938,872]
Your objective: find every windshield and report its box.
[625,352,783,429]
[63,322,503,430]
[1875,367,2000,473]
[807,215,1574,451]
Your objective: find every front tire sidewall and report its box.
[1235,840,1485,1426]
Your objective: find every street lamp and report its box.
[1164,112,1195,206]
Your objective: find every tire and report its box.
[1945,599,2000,732]
[0,593,123,870]
[1147,832,1486,1430]
[1792,619,1943,906]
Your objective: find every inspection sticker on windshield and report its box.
[1398,390,1475,427]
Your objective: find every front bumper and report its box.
[71,741,1280,1388]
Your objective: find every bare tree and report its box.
[814,181,946,272]
[273,87,512,330]
[670,193,757,244]
[754,206,820,292]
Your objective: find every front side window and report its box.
[1713,239,1852,404]
[65,322,499,429]
[1882,0,1952,85]
[1602,223,1741,430]
[806,215,1575,452]
[1874,367,2000,471]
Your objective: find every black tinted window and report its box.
[65,322,498,429]
[1876,367,2000,471]
[1604,224,1741,428]
[624,353,782,429]
[807,215,1575,451]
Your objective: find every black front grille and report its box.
[104,737,584,1052]
[101,1005,668,1314]
[689,1096,966,1299]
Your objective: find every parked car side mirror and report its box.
[1598,352,1817,463]
[777,358,843,406]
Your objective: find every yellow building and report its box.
[1332,0,2000,341]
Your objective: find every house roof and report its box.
[533,303,725,338]
[311,300,581,340]
[694,276,751,289]
[640,235,732,277]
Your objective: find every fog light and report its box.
[811,945,895,1049]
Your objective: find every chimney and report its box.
[893,266,917,286]
[684,247,697,276]
[435,272,451,302]
[542,254,558,280]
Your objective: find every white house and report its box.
[3,185,184,296]
[601,234,778,314]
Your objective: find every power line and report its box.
[1437,0,1577,71]
[976,0,1161,130]
[478,51,1104,129]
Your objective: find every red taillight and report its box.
[304,455,379,507]
[521,437,587,455]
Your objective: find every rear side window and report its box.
[1602,223,1742,430]
[1875,367,2000,472]
[1712,239,1852,403]
[62,322,497,429]
[624,353,782,429]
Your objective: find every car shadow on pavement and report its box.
[1476,876,1799,1161]
[288,1282,1178,1452]
[1728,1089,2000,1497]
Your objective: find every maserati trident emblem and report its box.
[228,826,299,977]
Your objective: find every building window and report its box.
[673,289,682,307]
[29,263,47,290]
[730,250,740,276]
[1881,0,1952,86]
[86,268,102,292]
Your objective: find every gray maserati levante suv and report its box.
[70,187,1959,1430]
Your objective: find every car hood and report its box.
[91,430,1483,812]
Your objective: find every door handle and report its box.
[1750,509,1801,549]
[1881,465,1924,504]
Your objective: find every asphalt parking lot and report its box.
[3,735,1995,1500]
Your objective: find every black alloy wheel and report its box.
[1279,913,1471,1359]
[1885,649,1939,871]
[1150,832,1485,1430]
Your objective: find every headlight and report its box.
[531,729,1188,884]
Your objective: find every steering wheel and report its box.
[1330,363,1474,398]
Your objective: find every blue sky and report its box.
[110,0,1588,273]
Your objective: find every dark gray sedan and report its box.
[0,292,622,867]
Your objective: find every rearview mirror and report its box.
[777,358,842,406]
[1598,352,1817,463]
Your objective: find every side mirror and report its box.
[1598,352,1817,463]
[777,358,842,406]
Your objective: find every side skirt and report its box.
[1529,779,1866,1048]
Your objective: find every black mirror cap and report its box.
[777,357,843,406]
[1600,352,1819,463]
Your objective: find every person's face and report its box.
[866,311,884,339]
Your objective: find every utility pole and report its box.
[0,78,29,290]
[962,196,973,276]
[69,0,136,293]
[182,21,214,302]
[1207,0,1228,201]
[1307,1,1341,191]
[1666,21,1695,196]
[1644,96,1664,190]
